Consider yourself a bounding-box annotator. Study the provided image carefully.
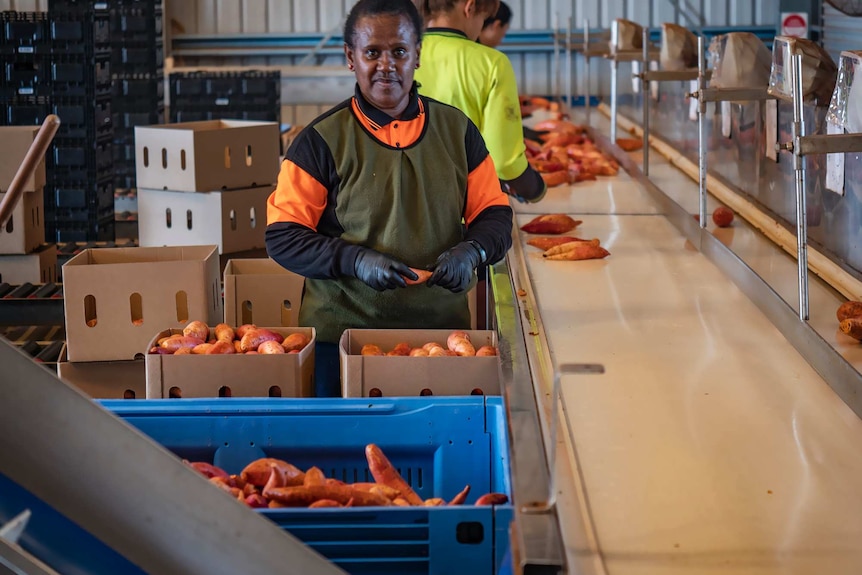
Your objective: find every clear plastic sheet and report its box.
[660,23,698,71]
[610,18,643,52]
[768,36,838,105]
[711,32,773,95]
[826,51,862,132]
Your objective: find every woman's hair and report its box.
[420,0,500,19]
[482,1,511,29]
[344,0,425,48]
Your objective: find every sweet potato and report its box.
[449,484,471,505]
[840,317,862,340]
[282,333,309,352]
[191,342,213,354]
[160,335,204,353]
[409,348,429,357]
[352,482,400,500]
[174,346,193,355]
[361,344,384,356]
[475,346,497,357]
[241,458,305,488]
[542,238,599,257]
[182,320,209,342]
[475,493,509,505]
[244,494,268,508]
[392,497,411,507]
[265,484,391,507]
[424,498,446,506]
[234,340,243,353]
[428,347,457,357]
[520,214,582,234]
[422,342,444,352]
[304,466,326,487]
[240,329,282,352]
[616,137,643,151]
[543,241,610,261]
[187,461,229,480]
[447,331,476,357]
[235,324,257,339]
[404,267,433,285]
[214,323,235,343]
[309,499,342,508]
[540,170,570,188]
[527,236,585,251]
[387,342,411,356]
[206,341,236,354]
[258,340,285,354]
[365,444,423,506]
[837,301,862,322]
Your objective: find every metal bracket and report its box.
[0,510,63,575]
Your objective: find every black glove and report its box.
[353,248,416,291]
[427,241,482,293]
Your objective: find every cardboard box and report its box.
[340,329,500,397]
[0,126,47,193]
[0,188,45,254]
[137,185,273,255]
[223,258,304,327]
[135,120,280,192]
[0,243,57,284]
[62,245,223,362]
[57,346,146,400]
[145,326,315,398]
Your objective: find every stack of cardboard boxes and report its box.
[57,244,223,398]
[133,119,280,255]
[0,126,58,285]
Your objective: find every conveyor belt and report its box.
[514,110,862,574]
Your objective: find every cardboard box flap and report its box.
[65,245,219,267]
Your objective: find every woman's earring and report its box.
[348,63,354,71]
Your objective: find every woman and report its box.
[414,0,545,203]
[478,1,512,48]
[266,0,513,397]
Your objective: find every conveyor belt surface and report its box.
[516,110,862,574]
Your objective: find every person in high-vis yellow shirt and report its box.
[414,0,546,203]
[478,1,511,48]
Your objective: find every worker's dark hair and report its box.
[422,0,500,19]
[344,0,424,48]
[483,1,512,29]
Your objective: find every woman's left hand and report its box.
[427,242,482,293]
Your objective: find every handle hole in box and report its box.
[249,206,256,229]
[84,294,97,327]
[130,292,143,326]
[143,146,149,167]
[4,215,12,234]
[241,300,253,325]
[169,386,182,398]
[245,144,253,167]
[123,389,136,399]
[186,209,193,230]
[165,207,172,228]
[229,209,237,231]
[268,385,282,397]
[280,300,291,326]
[456,522,484,545]
[218,386,232,397]
[180,149,187,171]
[175,291,189,323]
[224,146,231,169]
[161,147,167,169]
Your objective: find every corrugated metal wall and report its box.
[822,4,862,61]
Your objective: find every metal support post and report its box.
[584,19,591,125]
[697,35,708,228]
[641,27,650,175]
[791,53,809,320]
[611,57,619,142]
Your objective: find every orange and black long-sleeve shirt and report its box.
[265,84,513,343]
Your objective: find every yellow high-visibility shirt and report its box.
[415,28,528,182]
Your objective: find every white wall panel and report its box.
[0,0,46,10]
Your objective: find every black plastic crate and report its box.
[116,43,163,74]
[112,142,134,164]
[110,7,161,42]
[1,11,51,55]
[45,177,113,210]
[46,200,114,224]
[111,107,163,132]
[48,139,112,181]
[50,12,110,55]
[114,174,135,191]
[49,53,111,94]
[3,57,47,92]
[3,95,51,125]
[111,76,163,100]
[48,1,109,16]
[46,214,114,243]
[169,70,280,101]
[53,97,112,140]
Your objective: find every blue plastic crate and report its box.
[0,397,513,575]
[106,396,513,575]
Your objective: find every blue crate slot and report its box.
[104,396,514,575]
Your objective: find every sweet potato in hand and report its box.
[403,268,433,285]
[520,214,581,234]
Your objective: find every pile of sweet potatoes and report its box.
[359,330,497,357]
[148,320,309,355]
[186,444,508,509]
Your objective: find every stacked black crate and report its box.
[110,0,164,199]
[169,70,281,124]
[46,0,114,243]
[1,11,52,127]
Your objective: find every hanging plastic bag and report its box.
[660,23,698,71]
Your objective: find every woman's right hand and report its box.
[353,248,417,291]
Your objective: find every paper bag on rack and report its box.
[660,23,698,71]
[768,36,837,105]
[610,19,643,52]
[712,32,773,99]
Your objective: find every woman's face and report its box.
[345,13,420,119]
